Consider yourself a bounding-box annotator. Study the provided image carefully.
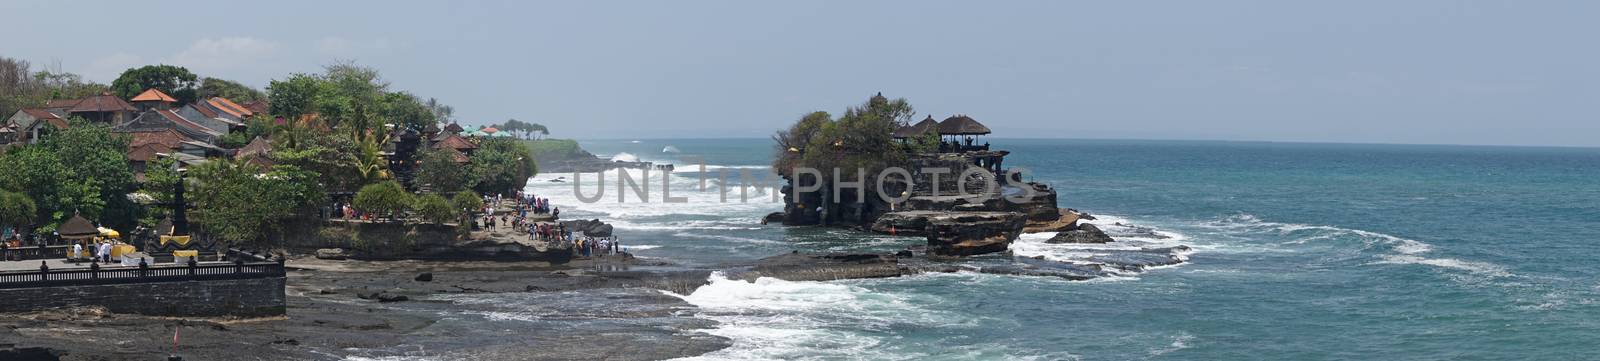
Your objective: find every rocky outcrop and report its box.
[314,248,350,260]
[727,252,906,282]
[1046,223,1114,244]
[869,211,939,236]
[925,212,1026,257]
[560,219,615,238]
[760,212,785,225]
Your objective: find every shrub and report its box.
[353,180,412,221]
[413,193,454,225]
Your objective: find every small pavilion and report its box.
[936,115,992,153]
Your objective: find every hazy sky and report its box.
[2,1,1596,146]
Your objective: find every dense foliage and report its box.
[198,77,265,103]
[0,56,107,118]
[469,138,538,196]
[772,93,918,198]
[412,193,455,225]
[353,180,411,221]
[0,119,139,232]
[0,191,35,235]
[415,148,469,193]
[111,65,199,105]
[189,160,326,248]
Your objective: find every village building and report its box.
[65,92,137,124]
[2,108,69,144]
[129,88,178,111]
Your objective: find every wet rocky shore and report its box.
[0,216,1188,360]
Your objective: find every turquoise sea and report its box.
[516,138,1600,360]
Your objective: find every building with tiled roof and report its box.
[4,108,70,144]
[117,109,222,144]
[130,88,178,111]
[67,92,136,123]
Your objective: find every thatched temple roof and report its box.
[937,115,991,135]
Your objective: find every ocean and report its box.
[507,138,1600,360]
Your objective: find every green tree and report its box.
[451,191,483,214]
[198,77,264,102]
[317,62,388,140]
[0,146,69,229]
[110,65,199,105]
[772,111,832,176]
[266,73,323,148]
[382,91,436,131]
[43,119,139,230]
[0,57,106,117]
[273,132,363,193]
[416,148,469,193]
[138,156,180,227]
[412,193,454,225]
[189,160,325,248]
[0,191,36,236]
[469,138,537,196]
[353,180,411,221]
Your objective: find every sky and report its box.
[2,1,1596,147]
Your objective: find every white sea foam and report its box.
[1374,255,1511,277]
[667,273,958,361]
[1205,214,1510,277]
[1011,214,1193,275]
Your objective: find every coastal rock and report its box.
[315,248,349,260]
[414,272,433,282]
[761,212,786,225]
[924,211,1027,257]
[729,253,905,282]
[869,211,937,236]
[560,219,615,238]
[1046,224,1114,244]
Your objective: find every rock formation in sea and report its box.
[774,148,1080,257]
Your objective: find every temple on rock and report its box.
[774,112,1075,257]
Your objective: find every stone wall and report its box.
[0,277,285,317]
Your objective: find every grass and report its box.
[520,138,586,160]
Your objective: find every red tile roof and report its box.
[207,97,253,118]
[237,136,271,158]
[124,129,194,149]
[126,143,171,162]
[20,109,69,129]
[130,88,177,103]
[431,134,478,151]
[69,93,136,113]
[156,109,221,136]
[241,100,269,114]
[45,98,82,109]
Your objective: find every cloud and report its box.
[167,37,280,75]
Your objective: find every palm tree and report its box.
[350,132,391,185]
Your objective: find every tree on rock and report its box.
[354,180,412,221]
[468,138,537,196]
[111,65,200,105]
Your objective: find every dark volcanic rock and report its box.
[414,272,433,282]
[924,211,1027,257]
[869,211,937,236]
[728,253,905,282]
[760,212,785,225]
[1046,223,1114,244]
